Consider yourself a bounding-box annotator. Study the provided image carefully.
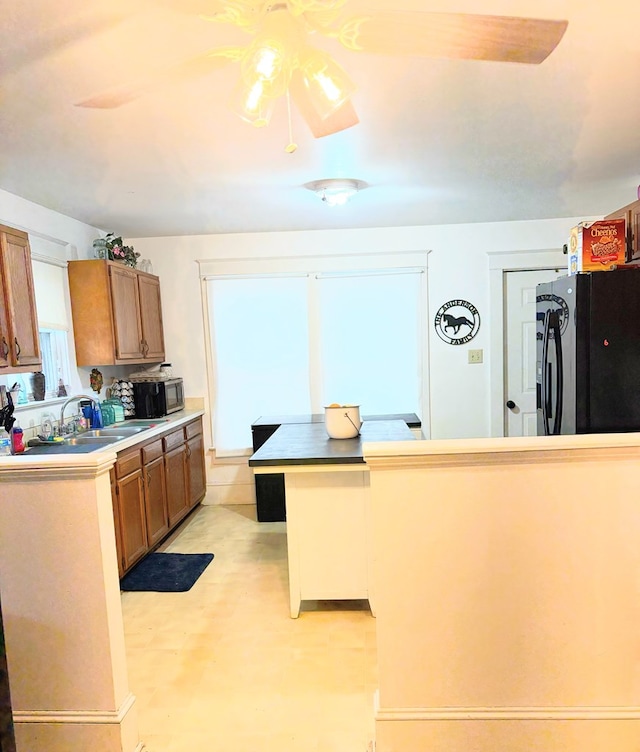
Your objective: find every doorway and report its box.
[487,248,566,437]
[503,268,561,436]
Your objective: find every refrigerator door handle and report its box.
[541,309,552,435]
[551,310,564,435]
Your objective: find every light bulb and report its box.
[300,49,356,120]
[229,78,275,127]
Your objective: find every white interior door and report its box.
[504,268,563,437]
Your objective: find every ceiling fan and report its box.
[75,1,568,139]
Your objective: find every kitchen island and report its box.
[0,409,204,752]
[251,412,421,521]
[250,419,415,617]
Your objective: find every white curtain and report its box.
[207,268,424,454]
[316,271,422,414]
[208,276,311,454]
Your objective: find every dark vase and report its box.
[31,371,46,401]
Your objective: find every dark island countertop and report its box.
[249,419,415,467]
[251,412,421,429]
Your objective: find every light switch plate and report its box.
[468,349,483,364]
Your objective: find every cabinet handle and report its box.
[14,338,20,360]
[186,445,191,458]
[146,471,151,488]
[1,337,8,359]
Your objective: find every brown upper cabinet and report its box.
[605,199,640,262]
[0,224,41,372]
[68,259,165,366]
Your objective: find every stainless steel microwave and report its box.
[132,378,184,418]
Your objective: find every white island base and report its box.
[257,465,374,618]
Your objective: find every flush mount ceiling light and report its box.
[304,178,367,206]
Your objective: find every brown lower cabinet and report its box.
[142,439,169,547]
[111,417,206,577]
[164,427,189,528]
[114,447,148,573]
[186,423,207,506]
[110,469,124,579]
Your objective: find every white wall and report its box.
[0,187,600,451]
[0,189,98,260]
[130,217,595,443]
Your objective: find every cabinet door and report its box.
[605,202,640,262]
[187,433,206,507]
[164,444,189,527]
[144,455,169,546]
[138,274,165,361]
[631,202,640,261]
[116,469,148,572]
[109,265,144,360]
[0,258,10,369]
[0,227,41,368]
[110,469,124,578]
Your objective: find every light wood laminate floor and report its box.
[121,503,377,752]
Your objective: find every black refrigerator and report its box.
[536,268,640,436]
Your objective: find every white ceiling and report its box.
[1,0,639,238]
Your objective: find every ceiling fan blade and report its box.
[75,47,242,109]
[337,12,568,64]
[155,1,234,16]
[156,0,259,25]
[289,71,359,138]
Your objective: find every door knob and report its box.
[506,400,516,410]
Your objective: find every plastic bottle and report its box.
[11,426,24,454]
[0,429,11,455]
[91,401,103,429]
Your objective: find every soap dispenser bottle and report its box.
[91,401,103,429]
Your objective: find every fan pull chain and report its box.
[284,90,298,154]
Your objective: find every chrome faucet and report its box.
[59,394,96,434]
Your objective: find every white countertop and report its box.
[364,430,640,460]
[0,409,205,473]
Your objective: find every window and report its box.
[316,271,423,414]
[0,255,73,403]
[206,266,426,454]
[208,275,311,455]
[39,327,72,398]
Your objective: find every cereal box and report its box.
[568,219,626,274]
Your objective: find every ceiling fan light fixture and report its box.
[253,44,283,80]
[300,50,356,120]
[241,37,292,94]
[229,78,275,127]
[304,178,367,206]
[289,0,348,12]
[238,3,299,96]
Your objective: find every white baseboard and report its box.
[13,691,136,725]
[375,704,640,721]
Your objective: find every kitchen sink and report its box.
[82,427,146,437]
[64,436,124,445]
[123,419,170,426]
